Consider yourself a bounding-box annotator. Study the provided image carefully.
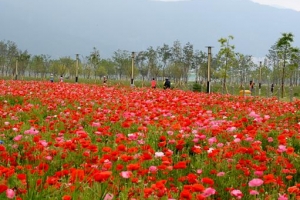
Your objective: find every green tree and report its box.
[6,41,19,77]
[136,51,149,81]
[193,50,207,83]
[234,53,252,89]
[49,59,61,77]
[18,50,31,77]
[276,32,299,98]
[59,56,74,78]
[217,35,236,94]
[182,42,194,83]
[100,58,115,79]
[0,40,8,76]
[157,44,172,80]
[112,50,132,80]
[171,40,184,83]
[266,44,281,85]
[87,47,101,79]
[145,46,158,79]
[31,55,48,78]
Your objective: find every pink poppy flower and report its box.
[104,193,114,200]
[248,178,264,187]
[249,190,259,195]
[13,135,22,141]
[277,145,286,153]
[217,172,225,177]
[202,187,216,197]
[6,189,15,199]
[230,189,243,199]
[234,138,241,143]
[92,122,101,127]
[120,171,132,179]
[226,126,237,132]
[254,171,264,177]
[45,156,53,161]
[208,137,217,145]
[278,194,288,200]
[155,152,164,158]
[39,140,48,147]
[249,111,259,118]
[149,166,158,173]
[217,143,224,148]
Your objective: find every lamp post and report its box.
[15,57,19,80]
[206,46,213,94]
[75,54,79,83]
[131,52,135,87]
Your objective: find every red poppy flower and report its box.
[62,195,72,200]
[17,174,26,181]
[180,189,192,199]
[94,171,112,182]
[0,185,8,193]
[201,177,214,186]
[263,174,276,184]
[173,161,187,169]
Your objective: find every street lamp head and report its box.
[132,52,135,58]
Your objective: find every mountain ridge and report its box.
[0,0,299,59]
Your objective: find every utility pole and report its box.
[206,46,213,93]
[75,54,79,83]
[131,52,135,87]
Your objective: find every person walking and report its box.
[151,78,157,89]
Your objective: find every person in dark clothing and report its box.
[164,78,171,89]
[271,83,274,93]
[250,80,255,95]
[103,76,107,84]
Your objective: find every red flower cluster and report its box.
[0,80,300,199]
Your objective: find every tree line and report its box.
[0,33,299,94]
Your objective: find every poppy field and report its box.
[1,80,300,200]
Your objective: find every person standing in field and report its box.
[103,76,107,84]
[250,80,255,95]
[50,74,54,83]
[60,75,63,83]
[271,83,274,94]
[151,78,156,89]
[164,78,171,89]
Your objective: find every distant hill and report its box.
[0,0,299,59]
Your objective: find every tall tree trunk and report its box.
[281,56,286,98]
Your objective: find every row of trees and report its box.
[0,33,299,95]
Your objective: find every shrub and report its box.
[192,82,201,92]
